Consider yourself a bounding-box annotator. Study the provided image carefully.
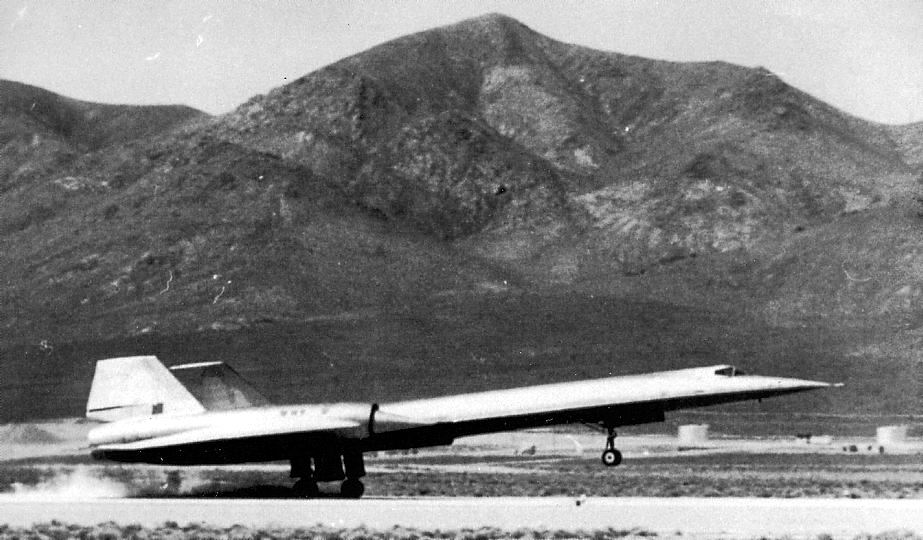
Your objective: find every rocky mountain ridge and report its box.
[1,15,922,419]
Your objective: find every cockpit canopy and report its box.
[714,365,746,377]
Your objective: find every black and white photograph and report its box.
[1,1,921,538]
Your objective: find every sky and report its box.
[2,0,921,125]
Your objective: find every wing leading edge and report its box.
[375,364,834,440]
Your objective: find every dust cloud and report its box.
[10,466,128,499]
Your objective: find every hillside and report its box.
[0,79,206,195]
[216,15,920,289]
[0,80,205,150]
[1,14,922,420]
[887,121,923,170]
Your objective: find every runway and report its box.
[1,497,921,536]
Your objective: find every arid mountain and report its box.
[1,14,922,419]
[212,14,922,316]
[1,79,206,194]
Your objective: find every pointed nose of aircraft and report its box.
[772,376,843,391]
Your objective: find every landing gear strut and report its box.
[601,426,622,467]
[290,457,320,498]
[340,450,365,499]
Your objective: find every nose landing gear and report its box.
[601,426,622,467]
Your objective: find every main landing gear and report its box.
[600,426,622,467]
[340,477,364,499]
[291,450,366,498]
[292,477,320,498]
[292,477,364,499]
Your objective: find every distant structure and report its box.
[678,424,710,446]
[876,425,908,447]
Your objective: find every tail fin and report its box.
[169,361,270,411]
[86,356,206,422]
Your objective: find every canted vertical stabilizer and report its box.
[86,356,206,422]
[169,361,270,410]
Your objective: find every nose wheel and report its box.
[601,448,622,466]
[601,426,622,467]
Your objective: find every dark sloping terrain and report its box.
[887,121,923,169]
[214,15,921,312]
[0,80,205,151]
[0,79,206,195]
[1,15,922,421]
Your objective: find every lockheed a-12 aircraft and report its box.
[86,356,837,498]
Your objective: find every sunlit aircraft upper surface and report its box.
[85,356,838,498]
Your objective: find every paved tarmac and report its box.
[1,496,921,536]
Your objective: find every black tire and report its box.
[340,478,365,499]
[292,479,320,498]
[601,448,622,467]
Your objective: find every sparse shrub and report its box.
[728,190,748,207]
[4,201,58,232]
[89,522,122,540]
[103,204,119,219]
[685,153,719,179]
[216,171,236,189]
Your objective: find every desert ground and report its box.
[2,418,922,538]
[2,497,922,539]
[2,418,921,499]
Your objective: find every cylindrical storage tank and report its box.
[678,424,709,445]
[876,425,908,445]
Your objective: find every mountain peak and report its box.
[448,12,535,33]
